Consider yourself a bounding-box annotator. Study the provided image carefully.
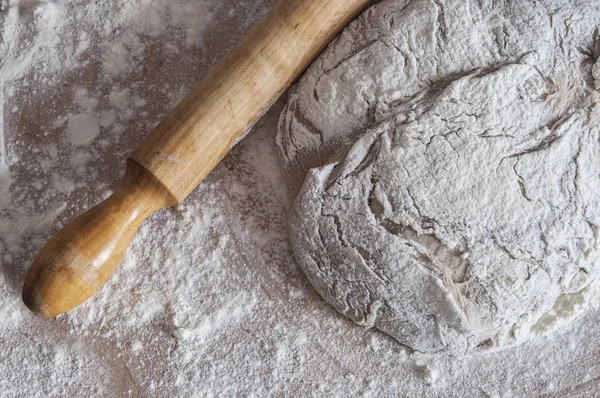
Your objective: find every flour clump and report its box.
[278,0,600,353]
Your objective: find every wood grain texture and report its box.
[132,0,375,202]
[22,0,376,317]
[23,160,177,317]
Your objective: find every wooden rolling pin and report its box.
[22,0,375,318]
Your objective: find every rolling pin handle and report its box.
[22,160,176,317]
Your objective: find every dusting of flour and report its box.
[280,0,600,355]
[2,0,600,397]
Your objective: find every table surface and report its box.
[1,0,599,396]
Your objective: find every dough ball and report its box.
[278,0,600,353]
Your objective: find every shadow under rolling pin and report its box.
[22,0,376,318]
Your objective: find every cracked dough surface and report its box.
[278,0,600,353]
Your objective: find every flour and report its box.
[280,0,600,353]
[422,364,438,386]
[0,0,280,396]
[2,0,600,396]
[66,114,100,146]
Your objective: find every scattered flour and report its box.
[280,0,600,354]
[1,0,600,396]
[66,114,100,146]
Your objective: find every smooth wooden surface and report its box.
[132,0,375,202]
[22,0,375,317]
[22,160,177,317]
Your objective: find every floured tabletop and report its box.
[1,0,599,396]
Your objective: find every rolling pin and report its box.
[22,0,375,318]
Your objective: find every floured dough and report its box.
[278,0,600,353]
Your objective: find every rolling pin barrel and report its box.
[22,0,375,318]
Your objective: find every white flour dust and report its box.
[2,0,600,396]
[280,0,600,355]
